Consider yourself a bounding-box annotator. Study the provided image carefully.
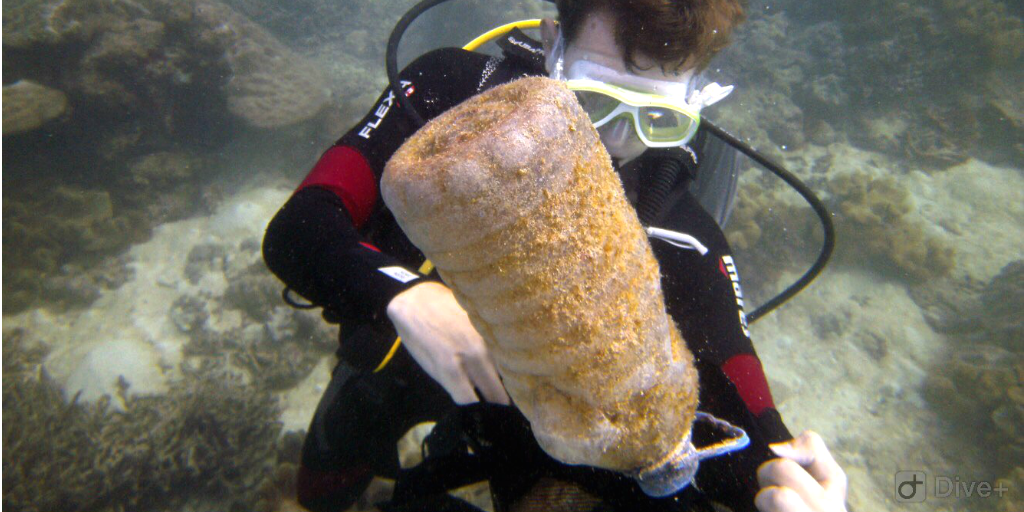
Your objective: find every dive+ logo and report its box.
[895,471,1010,504]
[895,471,926,503]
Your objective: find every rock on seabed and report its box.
[2,80,68,136]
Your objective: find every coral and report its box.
[978,73,1024,167]
[119,151,206,222]
[4,0,333,181]
[40,256,135,308]
[2,80,69,136]
[916,259,1024,354]
[903,104,976,169]
[184,242,230,285]
[222,262,290,321]
[189,0,331,129]
[2,184,146,313]
[978,261,1024,351]
[2,328,293,512]
[179,251,335,391]
[940,0,1024,67]
[826,169,956,281]
[93,363,283,508]
[917,262,1023,480]
[995,467,1024,512]
[2,0,337,315]
[2,330,102,512]
[921,258,1023,474]
[251,461,301,512]
[715,0,1020,168]
[726,187,767,253]
[922,344,1023,475]
[170,295,210,333]
[183,305,331,392]
[720,13,808,94]
[724,181,819,303]
[859,114,910,156]
[1,0,149,48]
[715,87,806,159]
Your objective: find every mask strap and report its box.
[689,82,734,110]
[546,28,566,80]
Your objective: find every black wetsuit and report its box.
[263,31,791,512]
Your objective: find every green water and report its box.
[2,0,1020,510]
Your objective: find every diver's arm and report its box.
[263,48,492,323]
[262,184,427,324]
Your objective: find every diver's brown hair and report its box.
[555,0,745,72]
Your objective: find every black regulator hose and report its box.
[386,0,445,128]
[384,0,835,322]
[700,119,836,323]
[636,149,690,226]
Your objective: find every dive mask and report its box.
[549,31,734,148]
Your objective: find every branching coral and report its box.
[2,328,295,512]
[2,330,104,512]
[91,363,283,508]
[180,256,335,391]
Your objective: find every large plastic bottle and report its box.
[382,76,698,480]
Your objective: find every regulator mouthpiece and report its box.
[634,412,750,497]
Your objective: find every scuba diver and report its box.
[262,0,847,511]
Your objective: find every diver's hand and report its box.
[755,430,848,512]
[387,281,511,405]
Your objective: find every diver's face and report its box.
[541,10,696,164]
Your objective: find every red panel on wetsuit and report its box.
[299,145,378,229]
[721,353,776,417]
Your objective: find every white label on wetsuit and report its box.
[721,255,751,338]
[379,266,420,283]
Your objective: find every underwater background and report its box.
[2,0,1021,510]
